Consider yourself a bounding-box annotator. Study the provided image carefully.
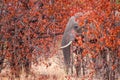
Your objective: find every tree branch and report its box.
[38,32,63,39]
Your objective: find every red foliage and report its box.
[0,0,120,79]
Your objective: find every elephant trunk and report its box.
[62,43,71,73]
[61,33,74,73]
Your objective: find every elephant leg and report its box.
[75,62,81,77]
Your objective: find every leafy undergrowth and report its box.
[1,52,120,80]
[0,50,66,80]
[0,51,89,80]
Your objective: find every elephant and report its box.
[60,16,87,74]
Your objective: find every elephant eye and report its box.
[74,26,78,29]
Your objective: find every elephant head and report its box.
[61,16,86,74]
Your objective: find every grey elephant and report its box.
[60,16,86,74]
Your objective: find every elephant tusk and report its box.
[60,41,72,49]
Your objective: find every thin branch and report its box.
[38,32,63,39]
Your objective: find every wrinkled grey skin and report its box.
[61,16,85,74]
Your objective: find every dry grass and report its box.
[0,50,67,80]
[1,53,120,80]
